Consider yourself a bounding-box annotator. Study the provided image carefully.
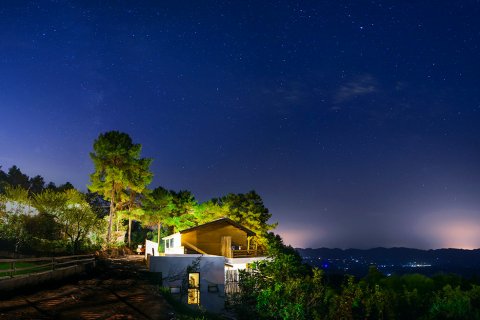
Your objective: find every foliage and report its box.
[143,189,277,244]
[143,186,175,245]
[127,220,150,248]
[193,200,229,225]
[5,166,30,190]
[214,191,277,248]
[430,285,475,319]
[0,165,74,195]
[24,212,62,241]
[34,189,103,254]
[237,233,328,320]
[1,185,31,206]
[121,153,153,247]
[166,190,198,232]
[118,206,145,247]
[0,186,36,254]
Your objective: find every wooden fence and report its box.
[0,254,95,279]
[225,268,258,306]
[225,269,241,296]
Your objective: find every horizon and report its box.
[297,246,480,251]
[1,2,480,250]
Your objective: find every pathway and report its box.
[0,255,175,319]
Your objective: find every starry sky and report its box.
[1,1,480,249]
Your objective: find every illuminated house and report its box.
[162,217,259,258]
[148,218,266,312]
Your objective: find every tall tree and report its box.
[88,131,148,243]
[7,165,30,189]
[144,186,174,243]
[57,182,75,192]
[124,157,153,247]
[29,175,45,194]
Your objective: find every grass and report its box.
[0,261,51,278]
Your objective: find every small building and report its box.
[148,218,267,312]
[162,218,259,258]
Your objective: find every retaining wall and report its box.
[0,261,95,293]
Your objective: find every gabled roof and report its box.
[179,217,256,236]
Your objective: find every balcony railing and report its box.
[232,249,262,258]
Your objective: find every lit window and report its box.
[188,272,200,304]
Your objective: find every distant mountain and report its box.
[296,247,480,277]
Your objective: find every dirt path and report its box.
[0,256,176,320]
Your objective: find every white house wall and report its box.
[225,256,268,270]
[163,233,184,254]
[145,239,159,258]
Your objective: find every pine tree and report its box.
[88,131,151,244]
[143,186,174,243]
[215,190,277,247]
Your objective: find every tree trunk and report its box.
[157,222,161,244]
[128,217,132,248]
[107,189,114,244]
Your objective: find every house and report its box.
[163,218,258,256]
[147,218,267,312]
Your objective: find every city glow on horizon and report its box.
[279,208,480,250]
[417,208,480,250]
[278,227,325,248]
[428,222,480,250]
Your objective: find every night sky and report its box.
[1,1,480,249]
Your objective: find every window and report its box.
[170,286,181,294]
[170,238,174,248]
[165,239,169,249]
[187,272,200,304]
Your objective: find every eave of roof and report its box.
[179,217,256,236]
